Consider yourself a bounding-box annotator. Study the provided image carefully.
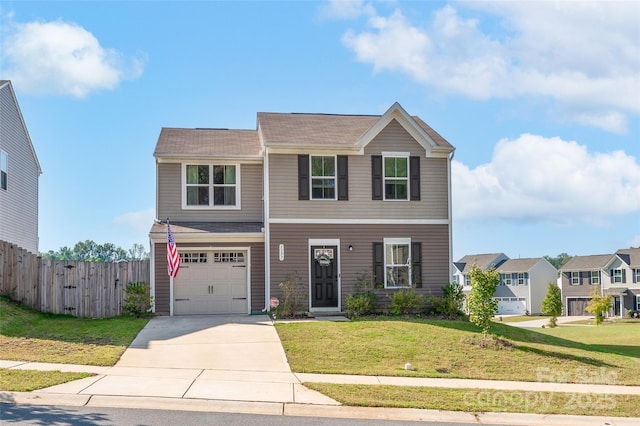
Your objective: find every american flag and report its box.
[167,221,180,277]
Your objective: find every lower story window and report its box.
[385,238,411,288]
[636,296,640,311]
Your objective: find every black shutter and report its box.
[410,156,421,201]
[371,155,383,200]
[622,269,626,283]
[298,155,309,200]
[373,242,384,285]
[337,155,348,200]
[412,242,422,288]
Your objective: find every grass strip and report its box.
[0,369,93,392]
[305,383,640,418]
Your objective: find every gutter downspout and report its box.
[263,147,271,311]
[448,148,456,284]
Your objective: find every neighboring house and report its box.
[603,248,640,317]
[453,253,508,288]
[558,254,611,316]
[455,253,556,315]
[494,258,557,315]
[149,103,455,315]
[0,80,42,254]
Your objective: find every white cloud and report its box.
[320,0,375,20]
[113,208,155,234]
[2,18,145,97]
[452,134,640,225]
[335,2,640,133]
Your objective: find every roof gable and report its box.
[356,102,453,156]
[456,253,508,273]
[0,81,42,175]
[615,248,640,268]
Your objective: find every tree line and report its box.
[40,240,149,262]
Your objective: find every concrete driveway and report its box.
[503,315,594,328]
[116,315,290,371]
[39,315,337,405]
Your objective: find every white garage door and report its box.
[174,251,248,315]
[496,297,527,315]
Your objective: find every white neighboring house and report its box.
[0,81,42,253]
[494,258,558,315]
[454,253,557,315]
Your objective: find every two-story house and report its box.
[454,253,557,315]
[603,248,640,317]
[494,258,557,315]
[558,254,611,316]
[0,80,42,254]
[149,103,455,315]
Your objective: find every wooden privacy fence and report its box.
[0,240,150,318]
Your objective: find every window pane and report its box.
[214,166,224,184]
[187,165,208,184]
[214,186,236,205]
[1,171,6,190]
[386,244,409,264]
[311,156,334,177]
[384,157,407,178]
[0,152,6,171]
[386,266,410,287]
[385,181,407,200]
[225,165,236,184]
[187,186,209,205]
[312,178,335,199]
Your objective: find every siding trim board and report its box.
[269,218,449,225]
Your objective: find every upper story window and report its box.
[634,269,640,284]
[1,151,7,191]
[384,155,408,200]
[501,273,512,286]
[570,272,580,285]
[465,275,472,287]
[311,156,336,200]
[611,268,623,284]
[517,273,528,286]
[590,271,600,285]
[372,153,420,201]
[183,164,239,209]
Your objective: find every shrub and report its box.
[123,282,153,317]
[278,273,305,317]
[345,292,378,318]
[345,270,379,318]
[429,282,465,318]
[388,287,423,316]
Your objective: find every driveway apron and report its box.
[42,315,340,404]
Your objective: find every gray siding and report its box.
[0,84,39,253]
[561,272,600,297]
[268,119,449,220]
[157,162,263,222]
[268,223,450,309]
[153,241,265,315]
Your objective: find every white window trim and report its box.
[381,151,410,202]
[635,269,640,284]
[181,163,241,210]
[310,155,337,201]
[636,295,640,311]
[383,237,412,288]
[612,268,623,284]
[0,150,7,191]
[570,271,580,285]
[590,271,600,285]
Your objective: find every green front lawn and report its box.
[493,315,549,323]
[0,297,148,391]
[0,296,148,366]
[276,317,639,385]
[305,383,640,418]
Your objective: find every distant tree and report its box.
[41,240,145,262]
[541,282,563,327]
[544,253,573,270]
[586,288,612,326]
[466,264,500,337]
[128,243,150,260]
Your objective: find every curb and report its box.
[1,391,638,426]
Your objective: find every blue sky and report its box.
[1,0,639,261]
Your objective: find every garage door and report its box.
[174,251,248,315]
[496,297,527,315]
[567,297,591,316]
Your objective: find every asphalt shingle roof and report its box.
[154,128,262,158]
[560,254,613,271]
